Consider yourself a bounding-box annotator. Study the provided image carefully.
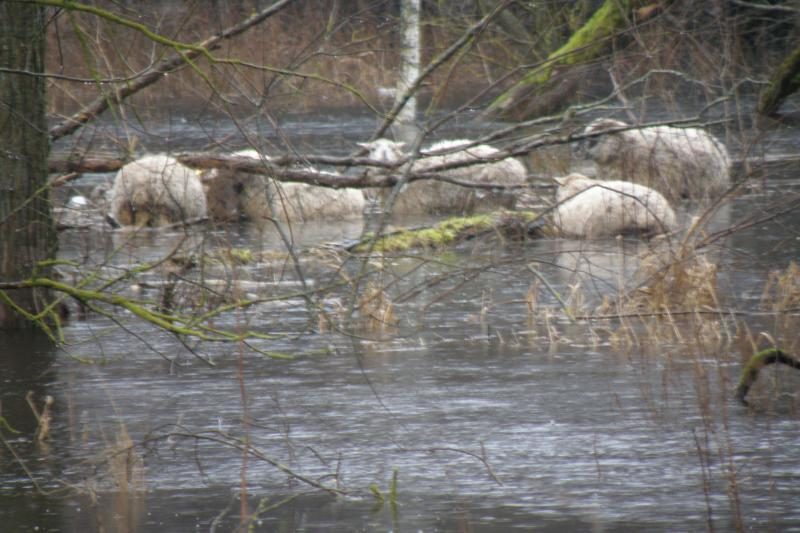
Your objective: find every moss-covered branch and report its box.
[1,208,554,343]
[735,348,800,405]
[757,43,800,116]
[486,0,671,120]
[0,276,281,346]
[351,211,549,253]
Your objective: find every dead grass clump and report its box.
[80,422,146,531]
[760,261,800,313]
[105,424,146,495]
[357,282,397,333]
[596,237,733,353]
[627,247,719,313]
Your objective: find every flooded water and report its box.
[2,111,800,531]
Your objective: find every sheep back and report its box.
[204,150,364,223]
[109,154,207,227]
[202,149,266,222]
[265,181,365,222]
[584,119,731,202]
[554,173,677,238]
[360,138,528,215]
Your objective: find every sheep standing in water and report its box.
[583,118,731,202]
[358,138,528,215]
[203,150,365,223]
[553,173,677,238]
[109,154,207,227]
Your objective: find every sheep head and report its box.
[582,118,628,165]
[554,173,596,202]
[357,139,406,164]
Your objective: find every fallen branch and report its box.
[48,157,125,175]
[47,151,537,191]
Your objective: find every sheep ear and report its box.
[356,142,371,148]
[599,118,627,130]
[553,176,567,186]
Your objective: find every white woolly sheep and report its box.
[583,118,731,202]
[203,150,365,223]
[358,138,528,215]
[109,154,207,227]
[553,173,677,238]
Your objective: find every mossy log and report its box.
[735,348,800,405]
[160,211,551,271]
[486,0,669,120]
[350,211,550,253]
[757,43,800,117]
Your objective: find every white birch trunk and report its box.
[393,0,422,145]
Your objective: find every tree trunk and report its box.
[485,0,665,120]
[0,3,56,329]
[757,43,800,117]
[393,0,422,144]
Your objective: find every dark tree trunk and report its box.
[0,2,56,329]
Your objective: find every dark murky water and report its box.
[2,112,800,531]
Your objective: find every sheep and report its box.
[357,138,528,215]
[202,149,261,222]
[108,154,207,227]
[553,173,677,238]
[202,149,365,223]
[583,118,731,202]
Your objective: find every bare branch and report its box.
[46,0,294,141]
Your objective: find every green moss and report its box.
[355,214,495,253]
[735,348,800,404]
[489,0,660,113]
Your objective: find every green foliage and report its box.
[370,468,399,516]
[0,416,21,435]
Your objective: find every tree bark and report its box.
[0,2,57,329]
[757,43,800,117]
[393,0,422,144]
[485,0,667,120]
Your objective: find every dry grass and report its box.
[45,1,789,119]
[630,248,720,313]
[760,261,800,313]
[104,423,145,495]
[357,282,397,333]
[44,2,535,116]
[75,421,146,533]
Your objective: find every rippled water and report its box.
[2,112,800,531]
